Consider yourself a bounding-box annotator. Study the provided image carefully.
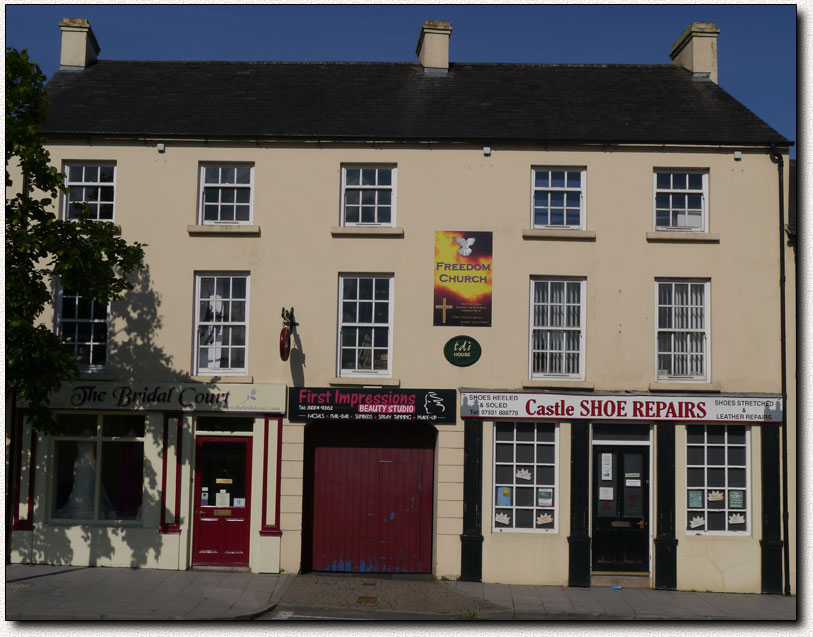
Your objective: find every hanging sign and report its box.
[433,231,493,326]
[288,387,456,424]
[460,391,782,423]
[443,336,482,367]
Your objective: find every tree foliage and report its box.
[6,47,145,431]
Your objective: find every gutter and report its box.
[770,143,791,596]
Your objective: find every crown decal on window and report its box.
[707,490,724,501]
[515,468,532,481]
[728,513,745,525]
[536,512,553,526]
[689,515,705,529]
[495,512,511,526]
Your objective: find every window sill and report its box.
[187,225,261,236]
[191,375,254,384]
[522,229,596,241]
[331,226,405,238]
[649,381,721,392]
[646,232,719,243]
[329,377,401,387]
[523,380,594,390]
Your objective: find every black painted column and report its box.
[568,421,591,587]
[460,418,484,581]
[654,423,678,590]
[761,425,783,594]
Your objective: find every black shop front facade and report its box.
[289,387,456,575]
[458,390,784,593]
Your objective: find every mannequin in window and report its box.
[57,441,112,519]
[202,294,224,368]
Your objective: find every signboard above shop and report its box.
[289,387,457,424]
[460,391,783,423]
[44,381,287,414]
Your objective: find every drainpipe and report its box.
[769,143,791,596]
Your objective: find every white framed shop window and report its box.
[50,413,145,523]
[655,279,709,382]
[199,163,254,224]
[194,272,250,375]
[341,165,396,226]
[531,167,586,229]
[337,274,393,377]
[529,277,586,380]
[493,422,559,533]
[685,424,750,535]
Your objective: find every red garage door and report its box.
[305,422,435,574]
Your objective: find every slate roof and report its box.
[43,61,790,145]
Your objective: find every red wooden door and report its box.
[308,422,435,573]
[192,437,252,566]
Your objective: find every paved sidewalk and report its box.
[5,564,294,620]
[5,564,797,621]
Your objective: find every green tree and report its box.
[5,47,145,432]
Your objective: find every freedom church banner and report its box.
[433,230,493,326]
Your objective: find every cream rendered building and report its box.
[8,19,795,595]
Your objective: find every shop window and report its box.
[56,288,108,371]
[530,278,585,379]
[685,424,749,534]
[199,163,254,224]
[338,274,393,376]
[656,279,709,381]
[63,162,116,221]
[653,170,708,231]
[493,422,558,532]
[341,165,396,226]
[194,273,250,375]
[532,167,585,229]
[51,413,145,522]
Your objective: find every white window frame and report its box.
[531,167,586,230]
[63,162,116,221]
[340,165,396,227]
[492,422,559,534]
[653,169,709,232]
[655,279,710,382]
[50,412,145,524]
[529,277,586,380]
[194,272,250,376]
[198,163,255,225]
[685,424,750,536]
[337,273,394,377]
[56,287,109,372]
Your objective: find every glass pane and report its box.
[495,423,513,441]
[707,446,725,465]
[378,169,392,186]
[687,447,704,465]
[566,171,581,188]
[205,166,220,183]
[84,166,99,182]
[516,423,534,441]
[673,173,688,189]
[494,507,512,527]
[342,278,358,300]
[342,301,357,322]
[373,302,388,323]
[199,441,247,508]
[100,441,143,519]
[221,167,235,184]
[728,446,746,466]
[53,440,95,518]
[516,488,534,506]
[536,444,554,464]
[515,509,533,528]
[688,173,703,190]
[361,207,375,223]
[359,278,373,300]
[103,415,145,437]
[707,468,725,487]
[687,467,704,487]
[551,171,565,188]
[728,426,746,445]
[69,165,84,182]
[495,465,513,484]
[378,207,391,224]
[236,166,251,184]
[656,173,671,189]
[707,511,725,531]
[535,170,549,188]
[362,169,376,185]
[495,444,513,463]
[728,468,746,488]
[537,425,555,442]
[359,301,373,323]
[537,466,555,485]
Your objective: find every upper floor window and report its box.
[341,165,395,226]
[338,274,393,376]
[530,278,585,380]
[532,168,585,229]
[199,164,253,224]
[654,170,708,231]
[56,289,108,371]
[194,273,249,375]
[656,279,709,381]
[686,425,749,534]
[64,163,116,221]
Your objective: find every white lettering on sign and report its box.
[460,392,782,423]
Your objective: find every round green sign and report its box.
[444,335,482,367]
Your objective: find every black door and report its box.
[592,446,649,572]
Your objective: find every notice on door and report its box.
[601,453,612,480]
[599,487,614,501]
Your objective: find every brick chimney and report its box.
[669,22,720,83]
[59,18,100,70]
[416,20,452,72]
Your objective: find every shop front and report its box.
[289,387,456,574]
[459,390,784,593]
[9,381,286,573]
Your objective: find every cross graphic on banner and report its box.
[435,298,454,323]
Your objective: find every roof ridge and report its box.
[87,59,678,69]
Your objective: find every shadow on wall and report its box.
[26,266,199,569]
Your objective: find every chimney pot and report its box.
[669,21,720,84]
[416,20,452,72]
[59,17,100,70]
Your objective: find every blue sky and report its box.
[6,4,797,155]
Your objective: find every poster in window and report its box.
[687,489,704,508]
[728,490,745,509]
[433,231,493,326]
[537,488,553,507]
[496,487,512,507]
